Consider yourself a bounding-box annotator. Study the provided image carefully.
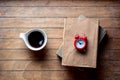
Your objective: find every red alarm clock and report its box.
[74,34,87,51]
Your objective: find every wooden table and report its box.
[0,0,120,80]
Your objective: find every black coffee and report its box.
[28,31,44,48]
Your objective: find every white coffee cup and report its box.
[20,29,47,51]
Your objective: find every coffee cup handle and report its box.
[20,33,26,39]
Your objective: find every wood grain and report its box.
[0,71,120,80]
[0,60,120,72]
[96,71,120,80]
[105,38,120,50]
[99,18,120,28]
[0,50,58,60]
[0,28,63,39]
[0,48,120,61]
[106,29,120,38]
[0,39,62,49]
[0,18,119,28]
[0,60,68,70]
[0,0,120,7]
[0,28,120,39]
[99,50,120,61]
[0,18,64,28]
[1,70,111,80]
[0,7,120,18]
[0,0,120,80]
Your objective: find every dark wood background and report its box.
[0,0,120,80]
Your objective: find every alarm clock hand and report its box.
[78,41,82,45]
[78,41,81,45]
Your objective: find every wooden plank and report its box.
[0,18,64,28]
[0,39,62,49]
[0,70,101,80]
[0,60,120,72]
[97,71,120,80]
[0,28,63,39]
[97,61,120,72]
[0,50,58,60]
[0,18,119,39]
[98,50,120,61]
[0,20,119,39]
[0,36,119,60]
[0,7,120,18]
[105,38,120,50]
[0,60,68,70]
[0,71,120,80]
[0,71,81,80]
[0,28,119,39]
[0,47,120,61]
[105,29,120,38]
[0,18,119,28]
[0,0,120,7]
[99,18,120,28]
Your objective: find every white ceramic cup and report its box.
[20,29,47,51]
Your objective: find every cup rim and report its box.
[25,29,47,51]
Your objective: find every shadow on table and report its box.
[28,48,48,60]
[57,32,109,80]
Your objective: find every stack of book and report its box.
[56,17,106,68]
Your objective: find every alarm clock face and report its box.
[76,39,86,49]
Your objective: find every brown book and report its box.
[62,18,99,68]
